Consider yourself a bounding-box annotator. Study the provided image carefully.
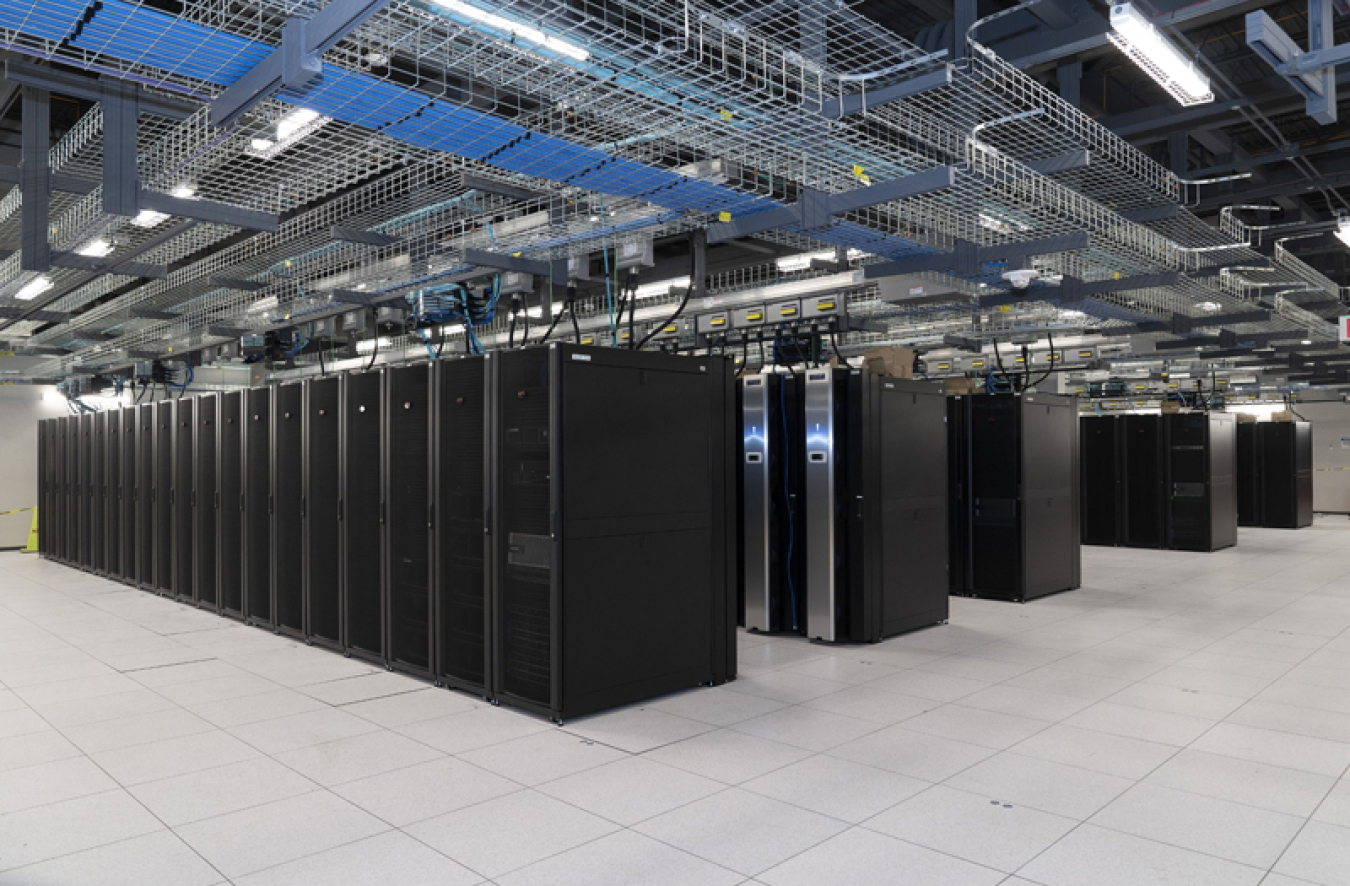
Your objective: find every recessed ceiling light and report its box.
[75,238,112,258]
[132,209,171,228]
[14,276,53,300]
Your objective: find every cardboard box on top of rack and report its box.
[862,346,915,379]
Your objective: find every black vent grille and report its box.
[106,412,120,578]
[196,398,217,607]
[306,378,341,644]
[154,402,173,590]
[173,399,194,599]
[244,389,271,622]
[275,384,304,632]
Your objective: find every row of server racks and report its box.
[738,370,950,642]
[37,345,737,721]
[948,393,1082,602]
[1080,412,1238,552]
[1237,421,1314,529]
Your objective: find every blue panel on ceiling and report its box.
[0,0,91,43]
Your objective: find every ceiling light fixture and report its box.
[14,276,53,300]
[429,0,590,61]
[1108,3,1212,106]
[1336,218,1350,249]
[131,209,171,228]
[246,107,331,160]
[75,238,113,258]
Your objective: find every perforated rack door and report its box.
[386,365,432,674]
[120,407,137,581]
[195,395,218,610]
[436,357,488,693]
[136,404,155,587]
[243,388,272,625]
[218,392,243,617]
[273,384,305,636]
[305,378,341,647]
[92,412,105,573]
[106,410,120,578]
[343,371,383,660]
[36,421,47,557]
[153,401,174,592]
[172,398,195,602]
[79,413,92,568]
[493,348,554,710]
[64,416,77,564]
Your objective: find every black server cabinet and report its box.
[434,356,489,695]
[1166,412,1237,552]
[304,378,342,649]
[273,383,305,637]
[802,371,948,643]
[92,412,106,573]
[1236,422,1259,527]
[491,344,735,722]
[739,373,803,634]
[1257,422,1314,529]
[37,421,49,557]
[386,365,434,676]
[172,398,195,602]
[1080,417,1119,546]
[153,401,174,593]
[950,393,1081,602]
[243,388,272,626]
[218,392,244,618]
[119,407,136,581]
[343,370,384,663]
[195,395,218,610]
[136,403,156,588]
[63,416,76,564]
[106,410,121,578]
[78,412,92,569]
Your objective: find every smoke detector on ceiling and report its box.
[1002,268,1039,290]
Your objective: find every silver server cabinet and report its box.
[218,391,244,618]
[195,395,218,611]
[136,403,156,588]
[153,401,174,593]
[304,377,342,649]
[739,373,803,634]
[92,412,106,573]
[385,364,434,677]
[434,355,490,697]
[78,412,93,568]
[119,407,137,581]
[243,388,272,626]
[105,410,121,578]
[172,398,195,602]
[342,370,384,663]
[272,383,305,637]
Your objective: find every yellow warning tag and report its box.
[717,211,732,222]
[284,314,291,321]
[852,164,871,185]
[719,109,733,121]
[998,305,1011,312]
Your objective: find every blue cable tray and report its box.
[0,0,91,43]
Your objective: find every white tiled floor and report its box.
[4,522,1350,885]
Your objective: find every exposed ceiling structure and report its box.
[0,0,1347,403]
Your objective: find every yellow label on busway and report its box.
[663,325,678,333]
[970,360,985,368]
[998,305,1011,312]
[717,211,732,222]
[1078,351,1093,358]
[710,318,726,327]
[1014,357,1025,364]
[1217,379,1228,386]
[1046,354,1060,361]
[780,307,797,316]
[1134,384,1146,390]
[580,337,594,345]
[816,301,835,310]
[937,363,951,371]
[746,312,762,321]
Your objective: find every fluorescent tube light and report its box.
[1336,219,1350,249]
[14,276,53,300]
[775,249,865,273]
[633,276,690,299]
[430,0,590,61]
[171,186,196,199]
[76,238,113,258]
[1108,3,1212,106]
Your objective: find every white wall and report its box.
[1294,401,1350,514]
[0,381,71,547]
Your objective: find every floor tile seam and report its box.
[632,811,846,882]
[264,731,454,786]
[1074,815,1297,876]
[1218,698,1350,744]
[896,706,1060,753]
[58,714,222,756]
[1257,758,1350,881]
[3,680,236,885]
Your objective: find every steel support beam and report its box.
[20,86,49,273]
[708,166,956,244]
[102,81,140,217]
[211,0,392,128]
[130,308,179,320]
[820,68,952,119]
[864,232,1091,279]
[2,60,196,119]
[0,165,98,195]
[138,191,278,232]
[331,226,401,247]
[461,248,565,278]
[1025,149,1091,176]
